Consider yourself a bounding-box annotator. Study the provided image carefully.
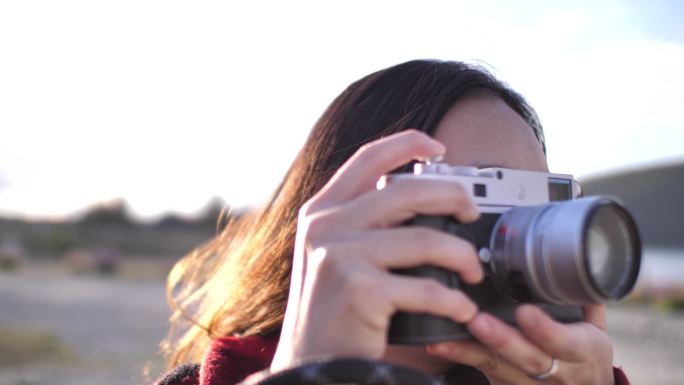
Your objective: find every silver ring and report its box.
[528,358,559,381]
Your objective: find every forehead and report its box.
[432,95,548,172]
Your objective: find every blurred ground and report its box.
[608,305,684,385]
[0,265,169,385]
[1,267,683,385]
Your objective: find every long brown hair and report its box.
[162,59,546,367]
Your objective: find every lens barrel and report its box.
[490,196,641,304]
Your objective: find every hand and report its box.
[271,130,484,371]
[427,304,615,385]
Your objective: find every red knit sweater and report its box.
[154,335,630,385]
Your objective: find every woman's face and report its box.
[433,94,547,172]
[382,94,548,373]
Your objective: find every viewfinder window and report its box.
[548,177,572,201]
[474,183,487,197]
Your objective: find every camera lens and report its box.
[490,196,641,304]
[585,205,638,299]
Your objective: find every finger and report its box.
[384,275,478,323]
[426,341,532,385]
[466,312,556,377]
[582,304,608,331]
[310,130,445,210]
[515,304,589,362]
[427,340,493,367]
[341,177,480,227]
[350,228,483,284]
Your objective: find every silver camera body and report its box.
[385,162,641,344]
[383,162,582,211]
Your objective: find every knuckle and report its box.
[393,180,435,207]
[433,229,463,250]
[302,210,339,242]
[527,357,551,375]
[313,243,345,274]
[396,179,472,213]
[341,272,377,301]
[346,291,390,332]
[410,227,438,248]
[304,212,326,231]
[413,229,450,258]
[298,200,316,218]
[336,271,387,326]
[488,330,512,350]
[402,129,425,144]
[356,141,380,161]
[536,327,556,346]
[364,147,393,168]
[411,228,474,267]
[386,179,422,202]
[477,354,499,372]
[417,279,445,299]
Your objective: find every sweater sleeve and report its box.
[614,366,630,385]
[199,334,278,385]
[152,335,630,385]
[153,363,200,385]
[151,334,277,385]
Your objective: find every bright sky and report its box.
[1,1,683,220]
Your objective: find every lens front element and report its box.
[586,205,639,300]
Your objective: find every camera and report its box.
[383,161,642,344]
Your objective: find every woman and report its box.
[156,60,629,385]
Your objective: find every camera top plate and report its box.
[379,162,581,213]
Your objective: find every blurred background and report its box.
[1,1,682,384]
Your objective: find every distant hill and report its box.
[0,198,241,259]
[581,158,684,250]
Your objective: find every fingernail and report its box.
[475,268,485,283]
[469,315,491,336]
[427,343,450,354]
